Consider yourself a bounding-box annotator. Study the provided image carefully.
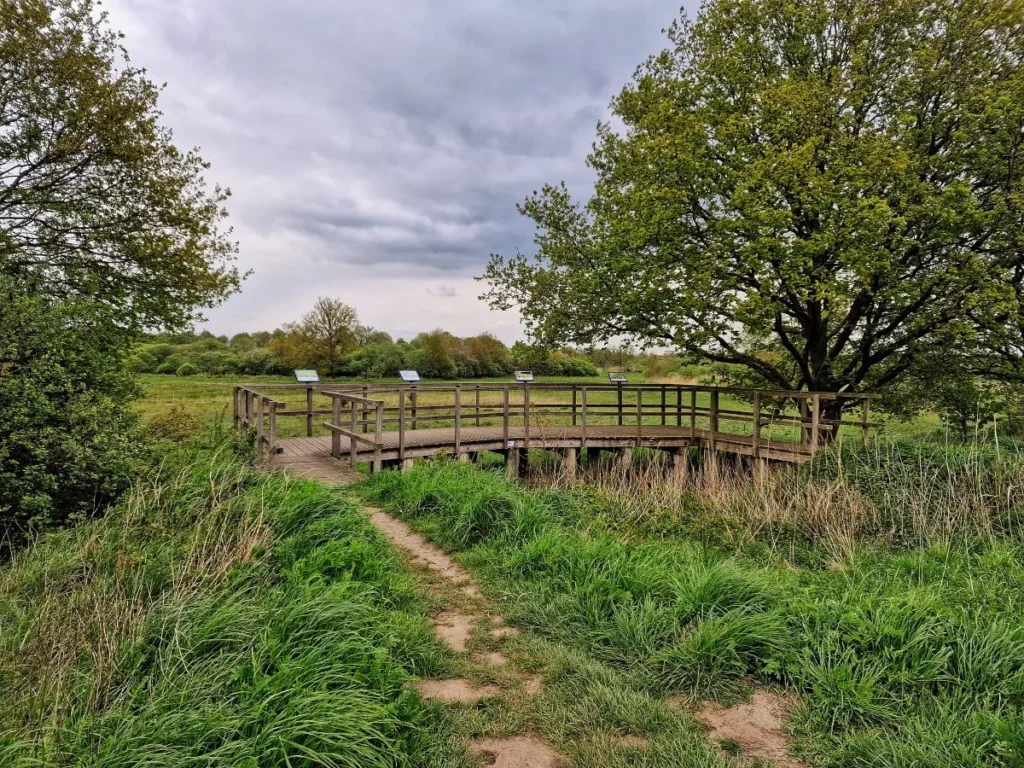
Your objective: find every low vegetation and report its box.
[361,457,1024,767]
[0,443,464,766]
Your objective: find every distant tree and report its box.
[482,0,1024,417]
[0,0,242,329]
[412,330,457,379]
[297,297,360,375]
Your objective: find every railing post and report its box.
[350,400,358,467]
[690,390,697,433]
[306,385,314,437]
[268,401,278,456]
[661,385,667,426]
[636,388,643,442]
[475,385,481,427]
[810,394,821,454]
[502,386,509,445]
[232,386,239,431]
[411,386,418,430]
[373,403,383,474]
[861,398,871,445]
[709,389,719,451]
[752,391,761,459]
[361,385,369,433]
[581,386,588,448]
[331,395,341,459]
[676,387,682,427]
[256,397,265,457]
[398,389,406,460]
[617,382,623,426]
[572,387,578,426]
[454,384,462,456]
[523,385,530,450]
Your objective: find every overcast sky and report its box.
[104,0,688,343]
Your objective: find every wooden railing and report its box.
[322,391,385,472]
[234,386,286,459]
[234,382,874,467]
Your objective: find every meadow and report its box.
[1,374,1014,766]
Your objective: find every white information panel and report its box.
[399,370,422,382]
[294,369,320,383]
[608,372,628,383]
[514,370,535,383]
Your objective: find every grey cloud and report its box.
[104,0,691,333]
[428,284,458,298]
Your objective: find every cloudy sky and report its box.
[104,0,689,342]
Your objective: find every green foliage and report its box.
[362,460,1024,766]
[175,362,199,377]
[0,279,143,550]
[483,0,1024,397]
[0,0,241,330]
[0,445,462,765]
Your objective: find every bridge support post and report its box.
[618,447,633,469]
[506,448,520,478]
[669,447,689,485]
[561,448,578,480]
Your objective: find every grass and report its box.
[0,441,467,766]
[359,458,1024,767]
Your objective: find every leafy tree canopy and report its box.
[0,0,241,329]
[482,0,1024,398]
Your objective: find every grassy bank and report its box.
[360,459,1024,767]
[0,444,465,766]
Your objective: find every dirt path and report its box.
[359,506,563,767]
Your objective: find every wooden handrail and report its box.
[234,381,876,467]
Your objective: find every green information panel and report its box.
[294,369,320,383]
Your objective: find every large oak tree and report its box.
[0,0,241,329]
[482,0,1024,407]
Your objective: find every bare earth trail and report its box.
[274,458,805,768]
[274,457,563,766]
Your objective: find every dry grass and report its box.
[532,440,1024,553]
[0,451,271,732]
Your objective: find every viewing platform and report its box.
[233,382,873,478]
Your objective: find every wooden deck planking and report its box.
[273,424,814,464]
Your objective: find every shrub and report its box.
[127,350,158,373]
[0,278,143,550]
[559,356,598,377]
[176,362,199,377]
[155,362,177,374]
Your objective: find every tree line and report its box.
[134,297,599,379]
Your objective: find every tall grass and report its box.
[0,445,464,767]
[361,459,1024,767]
[532,440,1024,556]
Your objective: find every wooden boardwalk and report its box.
[235,382,873,476]
[274,424,815,465]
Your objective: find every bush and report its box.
[176,362,199,377]
[0,278,143,550]
[559,356,598,377]
[155,362,177,374]
[127,351,158,373]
